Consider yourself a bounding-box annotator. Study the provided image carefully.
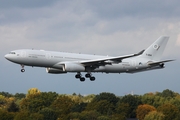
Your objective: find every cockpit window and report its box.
[9,52,16,54]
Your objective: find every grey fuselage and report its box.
[5,49,159,74]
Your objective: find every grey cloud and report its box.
[88,0,180,19]
[0,0,58,9]
[0,0,179,54]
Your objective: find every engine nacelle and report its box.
[46,68,67,74]
[159,63,165,68]
[63,63,85,72]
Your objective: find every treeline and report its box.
[0,88,180,120]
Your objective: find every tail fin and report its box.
[141,36,169,61]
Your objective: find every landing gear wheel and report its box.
[85,73,91,78]
[21,69,25,72]
[75,74,81,79]
[75,72,81,79]
[90,77,95,81]
[80,77,85,82]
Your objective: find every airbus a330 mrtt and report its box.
[5,36,174,82]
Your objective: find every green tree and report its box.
[71,102,87,112]
[157,103,179,120]
[39,107,57,120]
[7,101,19,112]
[115,102,129,118]
[0,92,13,98]
[93,92,119,105]
[15,111,42,120]
[120,95,142,118]
[51,96,75,118]
[0,109,15,120]
[141,93,167,108]
[136,104,156,120]
[111,113,126,120]
[97,115,110,120]
[144,111,164,120]
[67,112,80,120]
[14,111,29,120]
[157,89,176,98]
[96,100,114,115]
[20,96,45,113]
[0,95,6,108]
[14,93,26,99]
[20,91,58,113]
[80,110,100,120]
[29,113,44,120]
[169,96,180,110]
[174,112,180,120]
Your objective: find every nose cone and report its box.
[4,54,9,60]
[4,54,14,61]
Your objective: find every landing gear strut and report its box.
[21,65,25,72]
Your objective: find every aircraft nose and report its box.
[4,54,9,59]
[5,54,11,60]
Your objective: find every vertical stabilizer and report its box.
[141,36,169,61]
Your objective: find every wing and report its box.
[80,50,145,67]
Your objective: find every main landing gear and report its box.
[75,72,96,82]
[75,73,85,82]
[85,73,95,81]
[21,65,25,72]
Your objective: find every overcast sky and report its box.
[1,0,180,96]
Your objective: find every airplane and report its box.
[5,36,174,82]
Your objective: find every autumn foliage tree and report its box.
[157,103,179,120]
[1,88,180,120]
[136,104,156,120]
[144,111,164,120]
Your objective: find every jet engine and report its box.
[159,63,165,68]
[46,68,67,74]
[63,63,85,72]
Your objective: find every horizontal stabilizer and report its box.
[148,59,175,66]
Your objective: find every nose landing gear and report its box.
[21,65,25,72]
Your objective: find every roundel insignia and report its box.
[153,44,159,49]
